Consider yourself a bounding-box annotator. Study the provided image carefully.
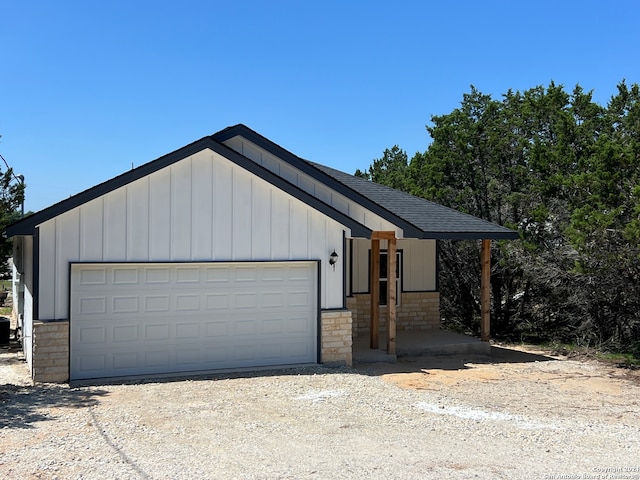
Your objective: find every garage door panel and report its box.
[205,294,229,309]
[78,326,107,344]
[287,316,314,333]
[233,319,257,335]
[262,318,284,334]
[113,352,138,370]
[78,268,107,285]
[144,323,170,341]
[71,262,317,380]
[145,295,171,312]
[145,350,170,367]
[79,297,107,314]
[205,346,229,363]
[205,319,229,337]
[204,267,230,282]
[234,266,259,282]
[143,267,170,283]
[234,293,258,308]
[175,348,200,365]
[112,296,139,313]
[176,322,199,339]
[175,294,200,311]
[262,292,284,307]
[112,267,139,284]
[288,291,311,307]
[113,325,139,342]
[175,266,200,283]
[80,355,107,374]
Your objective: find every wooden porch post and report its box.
[370,237,380,349]
[386,235,397,355]
[370,231,397,352]
[480,239,491,342]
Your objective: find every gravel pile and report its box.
[1,347,639,479]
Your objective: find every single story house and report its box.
[5,125,518,383]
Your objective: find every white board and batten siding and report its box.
[222,137,402,237]
[36,149,348,321]
[13,236,35,368]
[70,261,318,380]
[350,238,437,293]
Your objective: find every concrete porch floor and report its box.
[352,329,491,363]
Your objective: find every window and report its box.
[378,250,401,306]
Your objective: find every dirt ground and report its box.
[360,344,640,427]
[2,341,640,479]
[371,343,640,392]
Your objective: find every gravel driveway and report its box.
[1,344,639,479]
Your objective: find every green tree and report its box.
[360,145,410,191]
[358,81,640,353]
[0,148,26,279]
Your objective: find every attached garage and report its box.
[70,261,319,381]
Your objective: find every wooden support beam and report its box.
[370,237,380,349]
[371,231,397,240]
[480,239,491,342]
[386,235,397,355]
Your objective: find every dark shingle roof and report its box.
[215,124,518,240]
[308,162,518,239]
[3,136,372,238]
[4,124,518,241]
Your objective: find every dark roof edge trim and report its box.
[420,231,520,240]
[210,142,372,238]
[4,138,213,237]
[213,125,426,238]
[4,136,372,239]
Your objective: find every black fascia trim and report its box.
[348,238,353,300]
[315,260,322,364]
[4,137,215,237]
[215,126,522,241]
[4,133,372,239]
[213,125,426,238]
[33,227,40,321]
[210,142,371,238]
[341,231,347,309]
[419,231,519,240]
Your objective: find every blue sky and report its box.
[1,0,639,213]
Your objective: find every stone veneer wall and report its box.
[321,310,353,367]
[32,320,69,383]
[347,292,440,336]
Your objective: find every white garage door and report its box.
[70,262,318,380]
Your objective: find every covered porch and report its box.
[352,329,491,363]
[350,230,496,362]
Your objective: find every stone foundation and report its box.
[32,320,69,383]
[347,291,440,336]
[29,311,355,383]
[321,310,353,367]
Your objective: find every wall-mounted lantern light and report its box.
[329,250,339,271]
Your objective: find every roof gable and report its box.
[4,135,371,238]
[214,125,519,240]
[4,124,518,241]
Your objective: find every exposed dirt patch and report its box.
[2,343,640,479]
[354,344,640,426]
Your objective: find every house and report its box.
[4,125,518,383]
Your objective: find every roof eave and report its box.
[420,231,520,240]
[3,133,372,240]
[3,137,215,238]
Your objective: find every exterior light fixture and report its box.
[329,250,339,270]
